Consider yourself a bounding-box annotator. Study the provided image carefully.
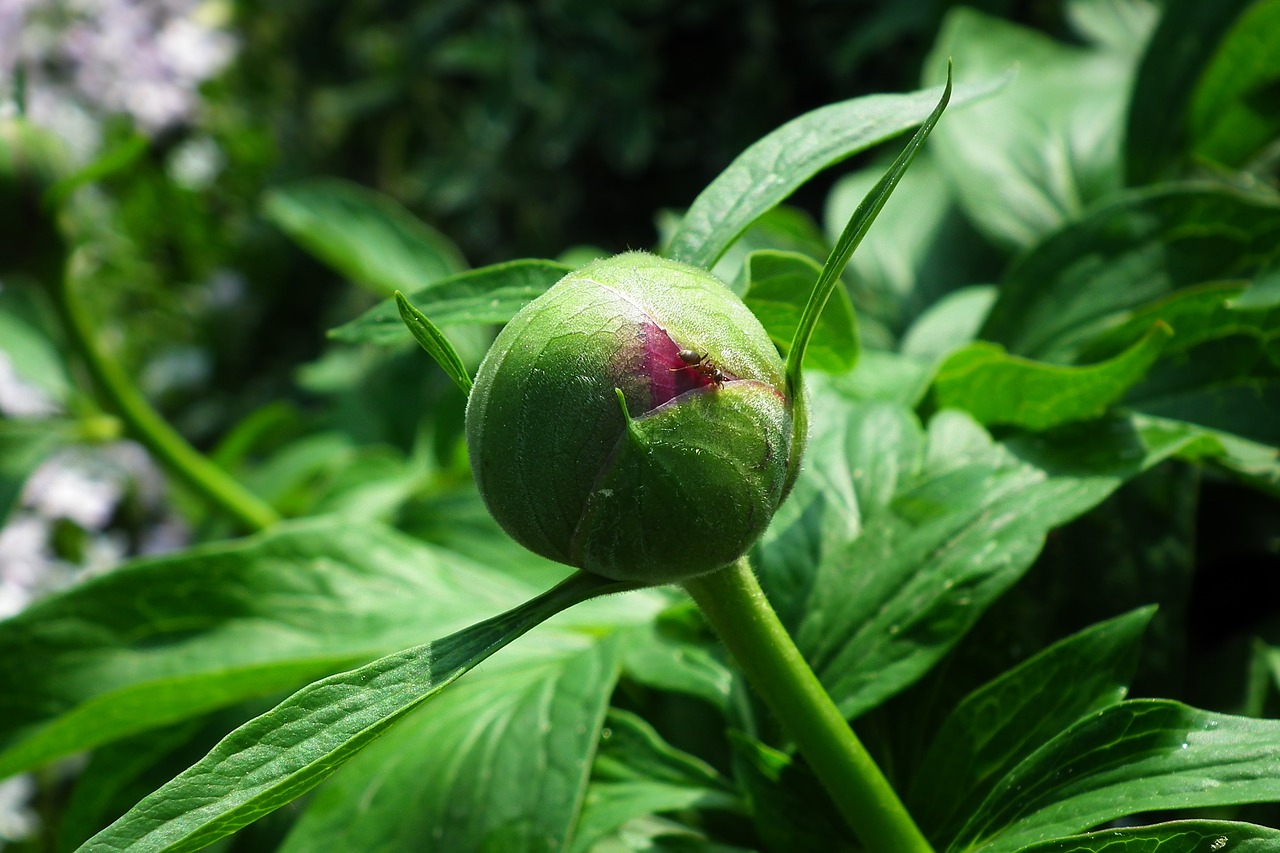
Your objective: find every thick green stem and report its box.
[51,264,280,532]
[683,558,934,853]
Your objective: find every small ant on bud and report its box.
[670,348,726,388]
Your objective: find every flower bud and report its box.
[465,252,796,583]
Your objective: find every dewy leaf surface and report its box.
[932,323,1172,430]
[663,74,1009,269]
[949,700,1280,853]
[330,259,573,345]
[1014,820,1280,853]
[794,406,1201,722]
[980,186,1280,361]
[278,635,622,853]
[908,608,1156,847]
[79,572,635,853]
[0,520,528,778]
[262,178,466,297]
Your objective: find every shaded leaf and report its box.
[909,608,1156,846]
[1187,0,1280,169]
[932,322,1172,430]
[980,186,1280,361]
[1126,0,1258,183]
[330,259,573,345]
[664,74,1009,269]
[0,418,70,525]
[900,286,998,360]
[740,250,857,373]
[262,178,466,297]
[79,572,636,853]
[949,700,1280,853]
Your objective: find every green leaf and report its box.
[729,732,856,853]
[262,178,466,297]
[1126,0,1258,184]
[948,700,1280,853]
[573,710,740,853]
[786,64,951,389]
[664,72,1008,269]
[0,521,531,778]
[617,619,733,712]
[794,407,1204,721]
[394,291,473,395]
[740,250,857,373]
[329,259,573,345]
[824,152,995,340]
[1133,413,1280,496]
[908,608,1156,847]
[279,635,622,853]
[43,133,148,208]
[980,186,1280,361]
[1015,820,1280,853]
[900,286,998,360]
[1187,0,1280,169]
[932,322,1172,430]
[79,572,636,853]
[923,8,1135,248]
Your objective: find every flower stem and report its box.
[51,262,280,532]
[683,558,934,853]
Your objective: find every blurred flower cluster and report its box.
[1,0,236,157]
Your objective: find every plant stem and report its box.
[683,558,934,853]
[50,262,281,532]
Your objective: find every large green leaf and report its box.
[79,572,637,853]
[1125,0,1257,184]
[262,178,466,297]
[923,8,1137,248]
[980,186,1280,361]
[1015,820,1280,853]
[908,608,1155,847]
[948,700,1280,853]
[794,407,1202,721]
[330,259,573,345]
[278,634,621,853]
[663,75,1009,269]
[824,152,996,342]
[1187,0,1280,169]
[0,521,530,778]
[740,250,857,373]
[931,322,1171,430]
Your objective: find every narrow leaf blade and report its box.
[395,291,473,395]
[740,250,857,373]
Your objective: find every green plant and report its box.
[2,2,1280,851]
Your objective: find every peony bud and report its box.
[465,252,797,583]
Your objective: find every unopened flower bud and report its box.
[466,252,797,583]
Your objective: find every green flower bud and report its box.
[466,251,798,584]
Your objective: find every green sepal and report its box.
[395,291,473,396]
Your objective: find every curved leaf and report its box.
[262,178,466,297]
[950,700,1280,853]
[932,322,1172,430]
[330,259,573,345]
[741,250,857,373]
[0,521,527,778]
[80,572,636,853]
[395,291,473,395]
[663,74,1009,269]
[1014,820,1280,853]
